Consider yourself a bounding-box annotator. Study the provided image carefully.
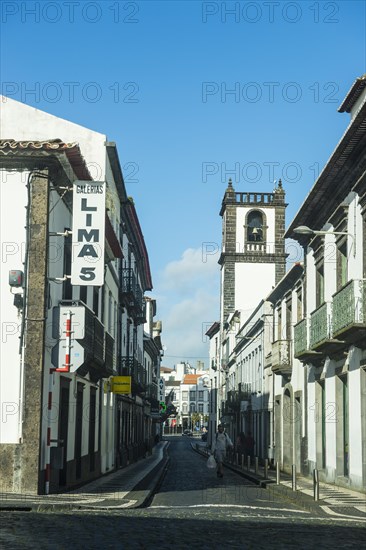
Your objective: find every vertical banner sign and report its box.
[158,377,165,403]
[71,181,105,286]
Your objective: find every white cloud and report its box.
[160,246,220,295]
[154,247,220,369]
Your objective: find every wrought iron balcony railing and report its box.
[121,268,136,295]
[146,383,158,401]
[310,302,332,349]
[135,284,143,312]
[332,279,366,336]
[226,387,251,411]
[118,356,146,393]
[120,269,145,318]
[294,318,308,357]
[119,356,136,376]
[105,332,115,376]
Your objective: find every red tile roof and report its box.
[182,374,200,385]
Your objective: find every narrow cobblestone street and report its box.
[1,437,365,549]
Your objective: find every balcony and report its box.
[271,339,292,376]
[332,279,366,347]
[84,307,115,380]
[235,192,274,205]
[57,301,114,380]
[134,291,145,325]
[120,269,145,321]
[294,318,322,364]
[135,284,143,311]
[120,268,136,307]
[264,351,272,368]
[240,383,252,398]
[104,332,115,377]
[82,305,104,365]
[244,242,266,253]
[146,383,158,401]
[226,387,251,411]
[227,390,240,411]
[118,356,146,395]
[105,213,123,261]
[310,302,344,355]
[221,400,235,417]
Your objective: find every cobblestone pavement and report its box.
[1,436,365,549]
[194,439,366,519]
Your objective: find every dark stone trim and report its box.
[21,170,50,494]
[220,252,287,264]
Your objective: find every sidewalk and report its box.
[0,441,169,512]
[192,441,366,519]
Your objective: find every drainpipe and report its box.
[302,243,308,474]
[97,285,104,470]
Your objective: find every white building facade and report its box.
[0,97,155,494]
[266,263,306,473]
[287,75,366,491]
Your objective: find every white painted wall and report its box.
[323,235,337,301]
[325,363,337,473]
[0,171,27,443]
[348,194,363,279]
[306,252,316,315]
[0,96,106,180]
[235,263,275,322]
[349,354,363,482]
[306,369,317,466]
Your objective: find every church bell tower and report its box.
[219,179,287,325]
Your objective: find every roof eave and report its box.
[286,101,366,239]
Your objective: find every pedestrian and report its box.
[211,424,233,478]
[236,432,246,457]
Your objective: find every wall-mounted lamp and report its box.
[293,225,355,257]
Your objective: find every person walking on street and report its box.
[211,424,233,478]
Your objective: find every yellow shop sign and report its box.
[111,376,131,394]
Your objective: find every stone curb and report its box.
[127,454,171,509]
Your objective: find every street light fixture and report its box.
[293,225,355,257]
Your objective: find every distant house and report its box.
[160,363,210,432]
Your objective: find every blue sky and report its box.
[1,1,365,368]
